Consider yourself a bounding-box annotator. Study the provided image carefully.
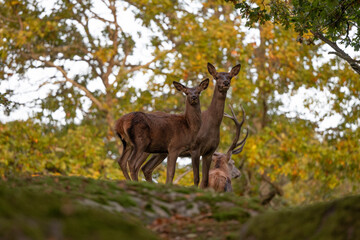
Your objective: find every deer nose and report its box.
[224,81,230,87]
[191,96,197,101]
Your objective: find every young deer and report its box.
[115,79,209,183]
[209,105,248,192]
[141,63,241,187]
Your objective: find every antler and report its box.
[224,104,248,157]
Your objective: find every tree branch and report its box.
[124,48,175,74]
[312,30,360,75]
[174,167,192,184]
[261,174,284,196]
[43,60,106,112]
[102,1,120,89]
[76,15,105,76]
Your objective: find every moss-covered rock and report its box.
[0,176,263,239]
[240,195,360,240]
[0,177,158,240]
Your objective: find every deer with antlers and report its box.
[209,105,248,192]
[140,63,241,187]
[114,79,209,183]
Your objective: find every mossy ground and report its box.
[240,195,360,240]
[2,176,358,240]
[0,176,158,240]
[0,176,261,239]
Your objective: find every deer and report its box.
[209,105,248,192]
[114,79,209,183]
[140,63,241,188]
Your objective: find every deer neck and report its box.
[207,86,227,126]
[185,100,202,133]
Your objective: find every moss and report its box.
[212,207,250,222]
[0,177,159,240]
[186,202,194,209]
[175,196,187,201]
[0,175,271,240]
[145,203,154,212]
[126,181,159,191]
[173,186,199,194]
[234,197,263,212]
[241,195,360,240]
[225,232,239,240]
[159,205,172,216]
[108,194,137,207]
[195,192,233,206]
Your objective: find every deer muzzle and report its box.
[190,96,198,104]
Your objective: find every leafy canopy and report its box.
[228,0,360,74]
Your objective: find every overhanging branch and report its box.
[312,30,360,75]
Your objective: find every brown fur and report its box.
[209,169,228,192]
[208,106,248,192]
[115,79,209,183]
[209,154,232,192]
[140,63,242,186]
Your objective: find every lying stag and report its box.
[209,105,248,192]
[141,63,241,187]
[115,79,209,183]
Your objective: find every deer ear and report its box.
[199,78,209,91]
[230,64,241,77]
[207,63,217,77]
[173,81,187,93]
[213,152,220,157]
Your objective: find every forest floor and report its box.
[0,176,359,239]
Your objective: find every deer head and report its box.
[207,63,241,93]
[209,104,248,192]
[173,79,209,105]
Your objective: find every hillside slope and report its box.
[0,176,262,239]
[2,176,359,240]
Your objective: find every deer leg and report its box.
[166,151,180,184]
[141,153,167,182]
[128,146,146,181]
[129,153,141,181]
[200,153,213,188]
[117,145,132,180]
[134,152,150,179]
[191,150,201,186]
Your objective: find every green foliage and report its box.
[231,0,360,50]
[0,120,123,179]
[0,90,20,116]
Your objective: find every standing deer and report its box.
[209,105,248,192]
[140,63,241,188]
[114,79,209,183]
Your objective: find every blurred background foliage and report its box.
[0,0,359,206]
